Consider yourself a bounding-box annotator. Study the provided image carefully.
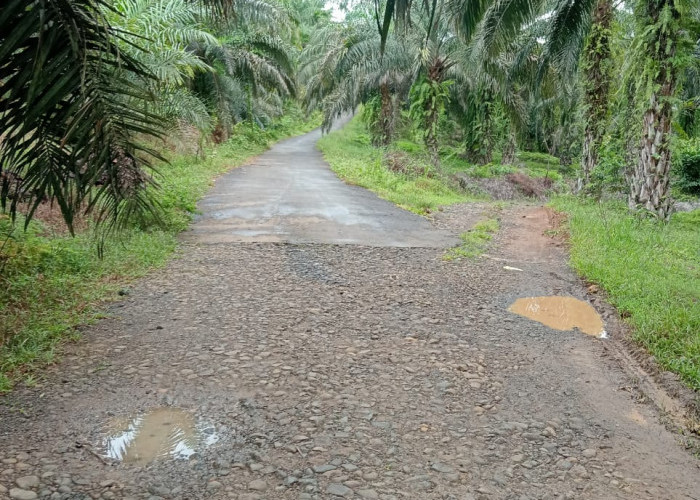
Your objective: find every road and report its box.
[0,126,698,500]
[186,127,455,247]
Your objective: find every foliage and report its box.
[0,0,165,234]
[672,138,700,195]
[0,0,299,233]
[585,142,628,196]
[552,196,700,390]
[517,151,561,166]
[409,77,453,158]
[317,116,471,214]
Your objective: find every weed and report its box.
[444,218,500,260]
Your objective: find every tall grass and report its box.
[552,197,700,389]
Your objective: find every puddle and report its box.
[103,408,219,465]
[508,296,606,337]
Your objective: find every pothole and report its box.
[102,408,220,465]
[508,296,606,337]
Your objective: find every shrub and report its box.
[672,138,700,195]
[586,143,627,197]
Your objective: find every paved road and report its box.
[185,127,456,247]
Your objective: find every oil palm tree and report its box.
[108,0,220,133]
[577,0,613,188]
[0,0,292,233]
[300,21,416,143]
[192,30,296,138]
[627,0,686,219]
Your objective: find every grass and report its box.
[551,196,700,390]
[0,109,320,392]
[317,116,473,214]
[444,218,500,261]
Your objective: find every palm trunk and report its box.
[379,83,393,146]
[580,130,596,184]
[629,93,675,218]
[425,102,440,166]
[482,97,494,164]
[580,0,613,188]
[425,64,444,167]
[502,130,516,165]
[628,0,679,219]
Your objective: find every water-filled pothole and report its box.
[103,408,219,465]
[508,296,606,337]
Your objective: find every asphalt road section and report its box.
[185,127,457,247]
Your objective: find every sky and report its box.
[326,0,348,22]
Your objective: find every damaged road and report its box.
[0,129,698,500]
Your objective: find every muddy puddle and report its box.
[103,408,219,465]
[508,296,606,337]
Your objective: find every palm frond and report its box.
[0,0,165,233]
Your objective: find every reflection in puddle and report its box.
[104,408,219,464]
[508,296,606,337]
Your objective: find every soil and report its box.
[0,130,698,500]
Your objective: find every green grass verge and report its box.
[551,196,700,390]
[317,116,472,214]
[444,218,500,261]
[0,110,320,392]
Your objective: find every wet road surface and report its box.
[186,127,456,247]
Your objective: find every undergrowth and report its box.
[0,110,320,392]
[317,116,473,214]
[551,197,700,390]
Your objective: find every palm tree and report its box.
[628,0,688,219]
[299,22,416,143]
[579,0,613,188]
[0,0,292,233]
[108,0,220,134]
[192,30,296,139]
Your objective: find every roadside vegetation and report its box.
[318,116,472,214]
[551,198,700,389]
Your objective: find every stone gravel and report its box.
[0,204,698,499]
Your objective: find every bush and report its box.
[585,143,627,197]
[673,138,700,196]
